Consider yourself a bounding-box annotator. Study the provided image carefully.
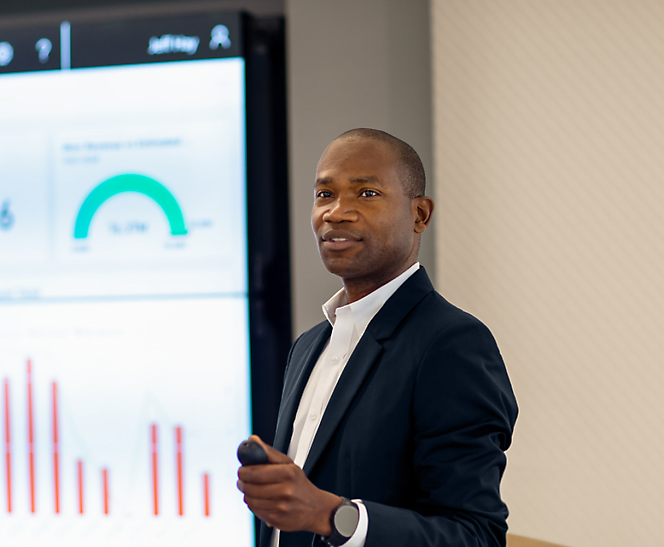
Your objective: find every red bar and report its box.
[77,460,84,514]
[52,382,60,514]
[203,473,210,517]
[27,360,35,513]
[102,468,109,515]
[151,424,158,515]
[3,378,11,513]
[175,426,183,516]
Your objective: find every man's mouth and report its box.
[321,232,360,251]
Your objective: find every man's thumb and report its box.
[249,435,292,464]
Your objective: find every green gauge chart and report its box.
[73,174,187,239]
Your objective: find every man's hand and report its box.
[237,435,342,535]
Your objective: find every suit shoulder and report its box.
[412,290,493,336]
[288,319,331,359]
[295,319,329,344]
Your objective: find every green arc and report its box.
[73,174,187,239]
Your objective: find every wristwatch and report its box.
[322,497,360,546]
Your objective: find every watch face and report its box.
[334,504,360,537]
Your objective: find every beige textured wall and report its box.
[431,1,664,546]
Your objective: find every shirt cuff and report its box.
[342,499,368,547]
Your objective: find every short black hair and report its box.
[335,128,426,198]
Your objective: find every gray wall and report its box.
[286,0,434,336]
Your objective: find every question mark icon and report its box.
[35,38,52,64]
[0,42,13,66]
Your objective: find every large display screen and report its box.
[0,13,255,547]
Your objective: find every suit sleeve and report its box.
[362,319,518,547]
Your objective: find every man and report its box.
[238,129,518,547]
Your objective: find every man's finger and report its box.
[249,435,293,465]
[239,462,296,484]
[238,479,295,500]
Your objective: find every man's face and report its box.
[312,138,420,292]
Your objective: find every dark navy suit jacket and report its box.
[262,268,518,547]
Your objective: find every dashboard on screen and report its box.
[0,10,289,547]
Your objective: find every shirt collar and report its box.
[322,263,420,335]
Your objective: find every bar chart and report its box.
[0,297,252,547]
[3,359,214,518]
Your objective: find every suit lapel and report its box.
[272,324,331,454]
[302,267,435,475]
[262,270,435,547]
[302,331,382,475]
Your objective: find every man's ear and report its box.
[413,196,434,234]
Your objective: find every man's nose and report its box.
[322,196,358,222]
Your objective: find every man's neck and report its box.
[342,261,418,303]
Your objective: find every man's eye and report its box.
[316,190,332,199]
[360,189,379,197]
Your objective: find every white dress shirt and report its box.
[270,263,420,547]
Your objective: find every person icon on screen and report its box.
[210,25,231,50]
